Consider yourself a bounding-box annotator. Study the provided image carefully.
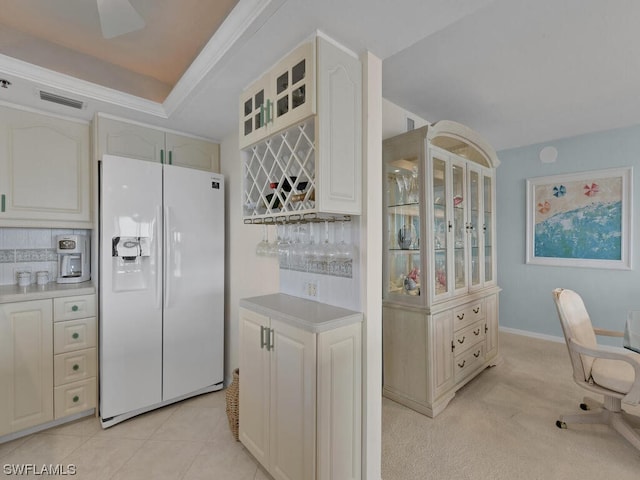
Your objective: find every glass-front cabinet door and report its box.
[384,139,422,303]
[468,166,481,289]
[431,154,449,300]
[483,172,495,285]
[451,159,467,296]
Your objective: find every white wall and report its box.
[220,132,279,384]
[382,97,429,140]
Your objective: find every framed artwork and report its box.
[526,167,633,269]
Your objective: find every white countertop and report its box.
[0,282,96,304]
[240,293,363,333]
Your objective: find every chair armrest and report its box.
[568,338,640,405]
[593,327,624,338]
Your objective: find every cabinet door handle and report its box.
[457,336,465,344]
[451,341,455,352]
[72,305,79,312]
[73,395,80,403]
[1,194,5,212]
[260,105,265,127]
[485,323,488,333]
[160,149,165,164]
[448,221,452,232]
[266,99,273,123]
[268,328,275,352]
[169,150,173,165]
[260,326,267,349]
[72,332,80,340]
[72,364,80,371]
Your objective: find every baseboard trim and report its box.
[499,326,565,344]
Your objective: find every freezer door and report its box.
[99,155,163,419]
[162,165,225,400]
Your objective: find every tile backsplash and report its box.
[0,228,90,285]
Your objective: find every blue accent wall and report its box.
[497,125,640,340]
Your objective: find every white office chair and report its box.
[552,288,640,451]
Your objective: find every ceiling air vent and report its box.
[39,91,84,110]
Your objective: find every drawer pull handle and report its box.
[72,333,79,339]
[72,305,79,312]
[473,307,480,314]
[473,350,481,358]
[72,364,80,371]
[473,328,480,336]
[457,336,465,344]
[451,341,455,352]
[72,395,80,403]
[458,360,466,368]
[457,313,464,320]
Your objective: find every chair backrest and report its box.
[552,288,598,383]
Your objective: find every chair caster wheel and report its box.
[579,403,589,411]
[556,420,567,429]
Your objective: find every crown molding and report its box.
[163,0,278,116]
[0,53,167,118]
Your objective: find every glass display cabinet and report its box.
[382,121,501,417]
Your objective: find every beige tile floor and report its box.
[0,391,269,480]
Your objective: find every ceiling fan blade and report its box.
[97,0,146,39]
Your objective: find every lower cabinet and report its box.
[383,290,499,417]
[0,300,54,436]
[0,293,96,439]
[239,300,362,480]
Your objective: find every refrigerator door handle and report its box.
[164,206,171,309]
[155,206,163,310]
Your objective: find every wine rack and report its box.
[243,118,317,219]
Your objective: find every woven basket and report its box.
[225,368,240,441]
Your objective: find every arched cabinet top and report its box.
[426,120,500,168]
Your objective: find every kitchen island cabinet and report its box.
[239,294,362,480]
[0,283,96,443]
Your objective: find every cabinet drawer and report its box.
[54,295,96,322]
[453,321,485,355]
[454,344,485,383]
[54,348,96,386]
[54,317,96,354]
[453,300,485,331]
[54,377,96,419]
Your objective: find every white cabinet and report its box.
[0,105,91,228]
[0,299,53,436]
[241,35,361,220]
[239,295,362,480]
[382,121,501,417]
[0,291,96,440]
[95,115,220,172]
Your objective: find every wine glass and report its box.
[256,225,269,256]
[303,221,318,272]
[277,223,292,268]
[395,174,406,204]
[267,224,281,257]
[320,220,336,274]
[336,220,354,276]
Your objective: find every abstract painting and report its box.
[526,167,632,269]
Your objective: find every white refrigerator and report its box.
[99,154,224,427]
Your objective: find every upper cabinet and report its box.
[0,105,91,228]
[240,35,362,220]
[94,116,220,172]
[240,42,315,148]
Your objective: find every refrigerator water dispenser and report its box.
[112,236,152,291]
